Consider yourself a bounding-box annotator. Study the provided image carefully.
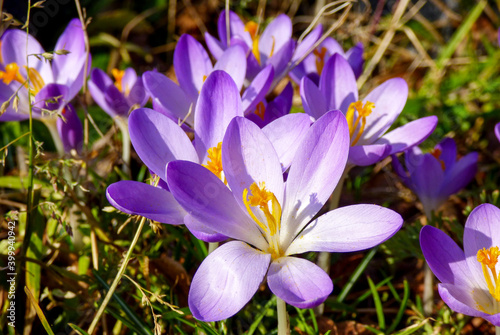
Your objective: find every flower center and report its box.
[112,68,130,96]
[430,148,446,170]
[477,247,500,313]
[245,21,275,66]
[0,62,45,95]
[345,100,375,146]
[255,101,266,120]
[313,47,327,75]
[202,142,226,184]
[243,182,283,259]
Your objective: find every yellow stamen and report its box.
[27,67,45,94]
[345,100,375,146]
[0,63,24,85]
[313,47,327,75]
[0,41,3,64]
[477,247,500,302]
[255,101,266,120]
[245,21,258,39]
[202,142,226,184]
[112,68,128,95]
[269,36,276,58]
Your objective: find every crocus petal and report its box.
[184,215,228,243]
[174,34,213,101]
[262,113,311,172]
[440,152,477,196]
[259,14,292,65]
[281,110,350,247]
[391,155,411,186]
[266,39,295,80]
[2,29,53,82]
[319,54,357,112]
[129,108,198,181]
[410,154,445,212]
[300,76,327,120]
[142,71,191,122]
[167,160,268,250]
[464,204,500,290]
[436,137,457,170]
[267,256,332,309]
[205,32,225,60]
[194,70,243,163]
[106,180,186,224]
[214,45,247,91]
[438,283,493,319]
[375,116,438,155]
[242,65,274,115]
[33,83,69,113]
[88,68,116,117]
[222,117,285,210]
[360,78,408,144]
[348,143,391,167]
[420,225,478,288]
[346,42,364,78]
[126,74,149,107]
[104,85,130,117]
[189,240,271,322]
[496,123,500,143]
[286,204,402,255]
[57,104,83,153]
[217,10,251,49]
[53,18,86,99]
[291,24,322,63]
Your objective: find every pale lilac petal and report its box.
[120,68,137,92]
[167,160,268,250]
[194,70,243,163]
[262,113,311,172]
[348,144,391,166]
[286,204,402,255]
[129,108,198,181]
[126,74,149,107]
[184,215,228,242]
[214,45,247,90]
[142,71,191,122]
[53,18,86,99]
[280,110,350,247]
[292,24,322,63]
[189,241,271,321]
[359,78,408,144]
[464,204,500,289]
[495,123,500,142]
[438,283,493,319]
[106,180,186,225]
[300,76,327,120]
[57,103,83,153]
[205,32,225,59]
[346,42,364,78]
[375,116,438,154]
[259,14,292,65]
[174,34,213,101]
[222,117,285,210]
[242,65,274,115]
[420,225,477,288]
[2,29,53,82]
[266,39,294,80]
[319,54,357,112]
[267,257,332,308]
[321,37,345,59]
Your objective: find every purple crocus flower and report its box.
[290,32,364,84]
[166,111,403,321]
[246,82,293,127]
[106,70,311,241]
[0,18,87,153]
[300,53,438,167]
[420,203,500,325]
[143,34,273,128]
[88,67,148,119]
[392,138,477,218]
[495,123,500,142]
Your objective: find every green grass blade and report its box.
[247,296,276,335]
[68,323,91,335]
[367,276,385,331]
[24,286,55,335]
[387,279,410,333]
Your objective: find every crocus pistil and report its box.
[243,182,283,260]
[478,247,500,308]
[430,148,446,170]
[313,47,327,75]
[346,100,375,145]
[111,68,129,95]
[203,142,226,184]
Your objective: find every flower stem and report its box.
[208,242,218,254]
[276,297,290,335]
[496,326,500,335]
[87,216,147,334]
[43,119,65,156]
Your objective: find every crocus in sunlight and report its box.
[300,53,437,167]
[420,203,500,325]
[0,18,88,153]
[88,67,148,120]
[392,137,477,218]
[166,111,403,321]
[106,71,311,241]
